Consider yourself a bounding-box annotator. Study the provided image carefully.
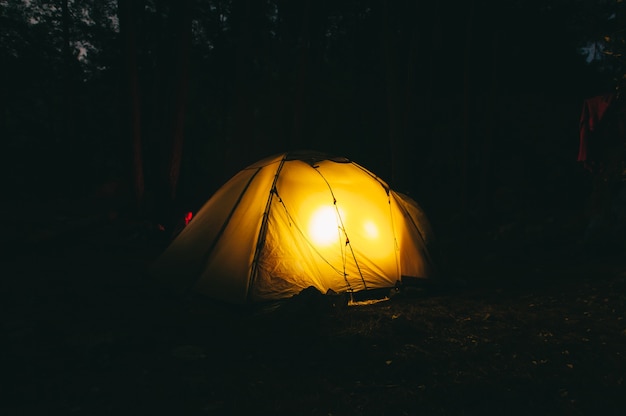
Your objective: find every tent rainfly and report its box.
[152,150,438,304]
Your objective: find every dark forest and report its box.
[2,1,626,415]
[2,1,618,226]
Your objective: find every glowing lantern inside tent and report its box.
[308,206,343,246]
[301,191,395,263]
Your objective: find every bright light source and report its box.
[309,206,343,246]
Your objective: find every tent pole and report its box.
[247,155,288,302]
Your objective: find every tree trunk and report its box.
[61,0,76,186]
[232,0,254,168]
[165,0,192,207]
[118,0,145,216]
[382,0,402,189]
[402,0,426,197]
[461,0,475,226]
[421,0,442,201]
[292,0,311,149]
[480,28,499,218]
[277,0,326,151]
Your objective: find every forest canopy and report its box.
[1,0,621,227]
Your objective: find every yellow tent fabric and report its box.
[152,150,437,304]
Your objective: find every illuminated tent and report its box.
[152,150,437,304]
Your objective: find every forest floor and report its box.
[2,196,626,416]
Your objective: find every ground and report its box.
[2,198,626,416]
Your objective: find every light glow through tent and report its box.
[309,206,343,246]
[363,220,379,239]
[151,151,437,303]
[303,193,394,262]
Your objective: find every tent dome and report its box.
[152,150,438,304]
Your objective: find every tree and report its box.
[601,0,626,91]
[118,0,145,216]
[159,0,192,225]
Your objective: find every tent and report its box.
[152,150,438,304]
